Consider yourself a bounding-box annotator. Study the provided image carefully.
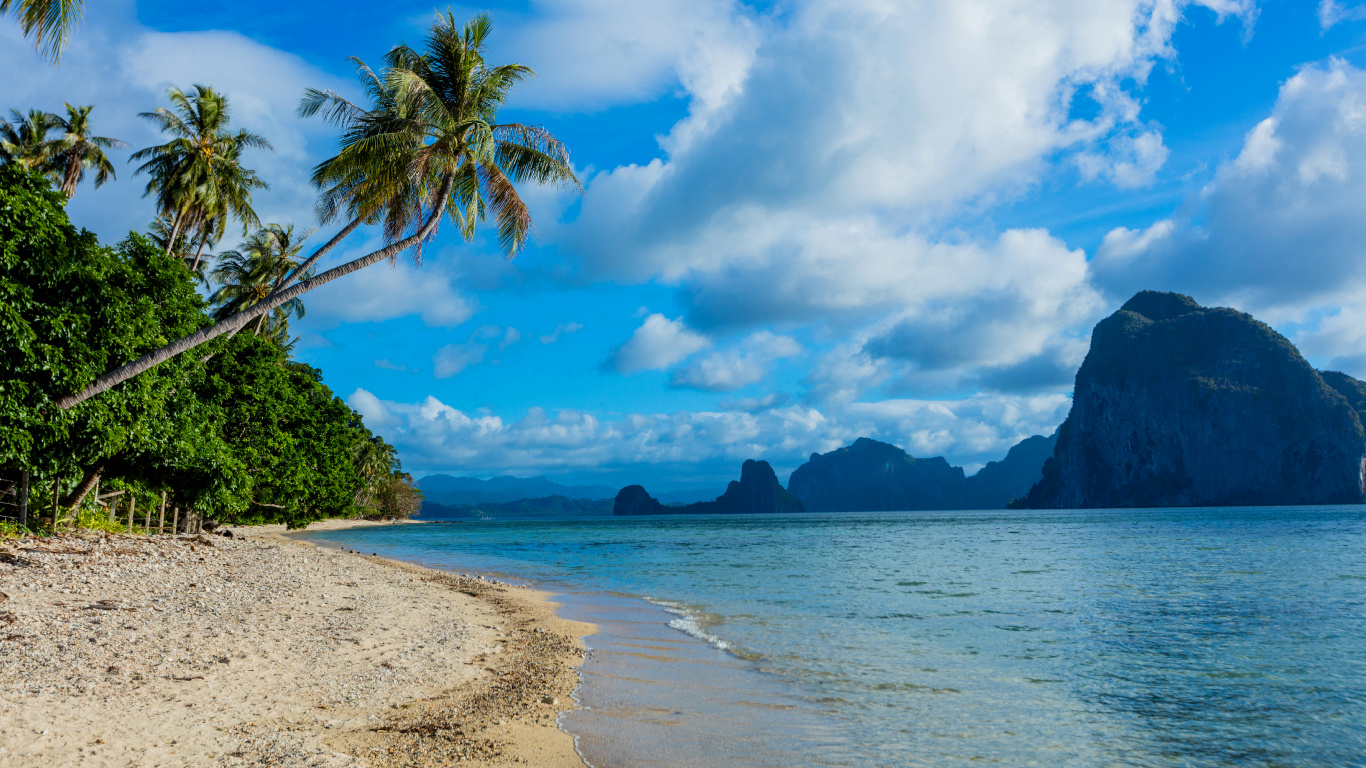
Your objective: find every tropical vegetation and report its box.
[0,165,419,530]
[0,104,124,198]
[0,12,573,534]
[52,12,579,411]
[2,0,82,62]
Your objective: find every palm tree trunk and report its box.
[63,154,80,199]
[190,230,209,274]
[61,460,106,510]
[270,216,363,297]
[165,212,185,257]
[54,174,454,411]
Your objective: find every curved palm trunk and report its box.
[189,229,210,274]
[61,460,105,510]
[62,154,80,199]
[271,216,363,297]
[164,212,186,257]
[54,174,454,411]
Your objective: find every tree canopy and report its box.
[0,165,418,529]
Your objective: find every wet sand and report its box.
[0,523,592,767]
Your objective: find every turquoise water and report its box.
[303,507,1366,767]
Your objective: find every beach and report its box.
[0,520,591,767]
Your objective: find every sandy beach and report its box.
[0,520,592,767]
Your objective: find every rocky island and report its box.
[1023,291,1366,508]
[613,459,805,515]
[786,434,1055,512]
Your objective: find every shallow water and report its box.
[303,506,1366,767]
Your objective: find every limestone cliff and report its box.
[1024,291,1366,508]
[786,435,1055,512]
[786,438,965,512]
[613,460,806,515]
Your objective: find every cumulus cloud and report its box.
[1091,59,1366,316]
[306,249,477,328]
[0,3,351,246]
[670,331,801,391]
[1075,129,1171,188]
[489,0,760,116]
[564,0,1251,284]
[526,0,1246,404]
[607,314,710,373]
[345,389,1070,482]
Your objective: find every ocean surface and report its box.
[301,506,1366,767]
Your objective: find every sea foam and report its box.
[646,597,732,651]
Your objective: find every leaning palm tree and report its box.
[130,85,271,261]
[0,108,58,170]
[48,104,126,199]
[1,0,82,62]
[55,12,580,411]
[209,223,311,340]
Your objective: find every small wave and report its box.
[646,598,733,652]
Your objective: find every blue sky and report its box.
[8,0,1366,490]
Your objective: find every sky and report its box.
[8,0,1366,491]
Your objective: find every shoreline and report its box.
[0,525,594,767]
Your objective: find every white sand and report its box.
[0,527,591,767]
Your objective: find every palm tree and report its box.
[56,12,579,411]
[130,85,272,267]
[353,437,395,507]
[209,224,311,343]
[1,0,82,62]
[48,104,126,199]
[0,108,58,170]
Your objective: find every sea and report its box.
[299,506,1366,767]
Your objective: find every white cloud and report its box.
[607,314,710,373]
[490,0,761,121]
[670,331,801,391]
[305,249,477,329]
[1091,59,1366,317]
[0,4,352,247]
[540,321,584,344]
[345,389,1069,481]
[1075,128,1171,188]
[564,0,1251,286]
[1319,0,1366,30]
[432,343,487,379]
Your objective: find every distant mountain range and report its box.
[416,495,614,521]
[786,434,1056,512]
[414,475,617,506]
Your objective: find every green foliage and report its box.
[0,168,412,532]
[369,472,423,519]
[0,165,210,475]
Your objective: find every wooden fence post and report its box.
[172,506,179,535]
[158,492,166,535]
[51,477,59,531]
[17,471,28,529]
[143,500,151,531]
[127,496,135,535]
